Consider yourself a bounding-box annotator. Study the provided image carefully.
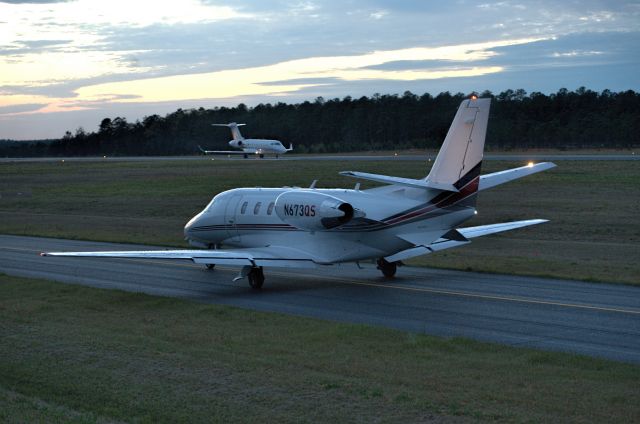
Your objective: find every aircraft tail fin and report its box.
[425,97,490,190]
[287,143,293,151]
[212,122,246,141]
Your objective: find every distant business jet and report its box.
[43,97,556,290]
[199,122,293,158]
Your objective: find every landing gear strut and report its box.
[247,266,265,289]
[376,258,397,278]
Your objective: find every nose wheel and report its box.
[248,266,265,289]
[376,258,397,278]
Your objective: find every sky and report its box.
[1,0,639,140]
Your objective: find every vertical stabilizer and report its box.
[212,122,246,141]
[426,98,490,187]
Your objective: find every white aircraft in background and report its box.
[199,122,293,158]
[43,97,556,289]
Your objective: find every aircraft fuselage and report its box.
[229,139,288,154]
[184,186,477,264]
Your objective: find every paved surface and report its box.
[2,235,639,363]
[1,153,638,163]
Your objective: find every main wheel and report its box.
[243,153,248,159]
[376,258,397,278]
[259,154,264,159]
[206,264,215,270]
[248,267,265,289]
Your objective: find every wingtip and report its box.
[531,218,549,225]
[39,252,47,256]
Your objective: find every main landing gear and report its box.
[247,266,265,289]
[377,258,398,278]
[205,264,215,270]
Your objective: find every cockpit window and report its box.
[267,202,275,215]
[254,202,262,214]
[240,201,248,214]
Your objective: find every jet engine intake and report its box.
[275,191,362,231]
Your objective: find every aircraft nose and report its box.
[184,214,200,238]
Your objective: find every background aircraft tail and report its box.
[425,97,490,190]
[212,122,246,141]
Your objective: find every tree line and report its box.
[2,87,638,157]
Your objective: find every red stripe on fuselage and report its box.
[383,176,479,225]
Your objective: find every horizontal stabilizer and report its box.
[211,123,246,127]
[457,219,548,238]
[479,162,556,191]
[339,171,458,191]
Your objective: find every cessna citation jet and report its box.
[43,97,556,289]
[199,122,293,158]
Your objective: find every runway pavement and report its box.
[1,153,638,163]
[1,234,639,363]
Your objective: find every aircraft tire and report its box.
[376,258,397,278]
[259,154,264,159]
[206,264,215,270]
[248,267,264,289]
[243,154,248,159]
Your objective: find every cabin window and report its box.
[267,202,275,215]
[240,201,248,214]
[254,202,262,215]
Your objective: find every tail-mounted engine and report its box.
[275,191,364,231]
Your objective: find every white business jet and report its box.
[199,122,293,158]
[43,97,556,289]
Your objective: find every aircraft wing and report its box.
[41,246,320,269]
[384,219,548,262]
[199,146,252,155]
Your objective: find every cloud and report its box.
[1,1,639,139]
[0,103,46,115]
[71,38,540,105]
[1,1,69,3]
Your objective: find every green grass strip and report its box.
[1,274,639,423]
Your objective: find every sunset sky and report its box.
[1,0,639,139]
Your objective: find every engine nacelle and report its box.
[275,191,362,231]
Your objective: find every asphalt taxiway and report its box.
[1,234,639,363]
[1,153,637,163]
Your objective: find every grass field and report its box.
[1,273,639,423]
[1,158,638,284]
